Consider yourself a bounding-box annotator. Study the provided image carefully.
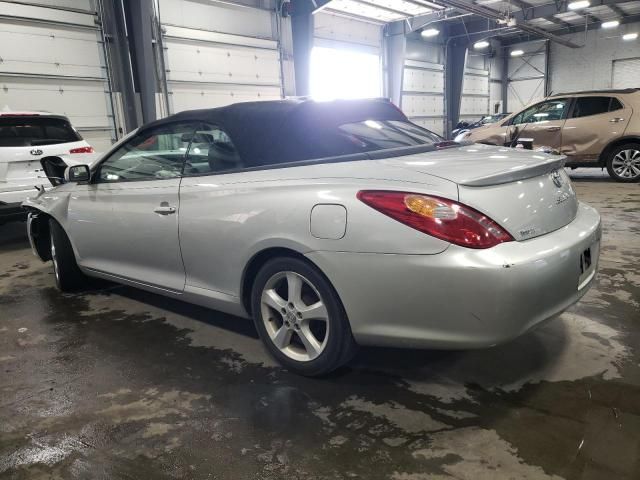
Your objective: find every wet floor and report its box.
[0,172,638,479]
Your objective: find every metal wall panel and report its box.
[160,4,282,115]
[0,1,116,152]
[401,60,444,136]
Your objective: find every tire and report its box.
[49,219,86,292]
[605,143,640,183]
[251,256,357,376]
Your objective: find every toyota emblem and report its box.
[30,149,43,156]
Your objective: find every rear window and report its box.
[0,116,81,147]
[307,120,442,158]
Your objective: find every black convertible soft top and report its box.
[140,98,409,167]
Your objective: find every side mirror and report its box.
[65,164,90,183]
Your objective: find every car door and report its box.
[67,122,198,292]
[505,98,570,150]
[560,96,632,162]
[178,123,247,296]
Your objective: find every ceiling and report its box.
[320,0,640,43]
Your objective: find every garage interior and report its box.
[0,0,639,479]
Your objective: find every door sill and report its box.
[83,267,185,295]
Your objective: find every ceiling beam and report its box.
[607,3,627,18]
[434,0,583,47]
[501,12,640,45]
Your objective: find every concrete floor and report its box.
[0,171,638,480]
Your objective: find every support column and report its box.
[290,0,314,97]
[502,47,509,113]
[444,38,467,137]
[384,21,406,107]
[100,0,139,133]
[123,0,157,123]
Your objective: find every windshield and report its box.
[0,116,81,147]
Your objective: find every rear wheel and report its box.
[606,143,640,182]
[251,257,356,376]
[49,219,86,291]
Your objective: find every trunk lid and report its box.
[381,143,578,241]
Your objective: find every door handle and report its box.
[545,126,561,132]
[609,117,625,123]
[154,205,176,215]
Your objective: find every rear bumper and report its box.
[307,202,601,349]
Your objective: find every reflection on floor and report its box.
[0,174,638,479]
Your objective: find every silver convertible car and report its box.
[23,98,601,375]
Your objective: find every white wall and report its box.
[548,21,640,93]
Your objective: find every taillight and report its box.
[357,191,514,249]
[69,146,94,154]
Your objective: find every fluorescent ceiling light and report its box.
[511,49,524,57]
[421,28,440,38]
[623,32,638,40]
[474,40,490,49]
[568,1,590,10]
[601,20,620,29]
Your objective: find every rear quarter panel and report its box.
[178,162,458,297]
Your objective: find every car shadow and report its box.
[89,279,572,397]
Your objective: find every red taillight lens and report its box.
[69,146,94,154]
[357,191,514,249]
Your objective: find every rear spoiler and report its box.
[457,156,567,187]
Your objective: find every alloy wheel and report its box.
[50,231,60,283]
[611,149,640,180]
[260,271,330,362]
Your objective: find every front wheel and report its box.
[606,144,640,182]
[49,219,87,292]
[251,257,357,376]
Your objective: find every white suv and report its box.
[0,112,97,224]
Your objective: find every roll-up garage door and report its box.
[159,0,282,114]
[0,1,116,152]
[401,60,444,136]
[612,58,640,89]
[311,12,383,100]
[460,67,490,125]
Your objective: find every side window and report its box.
[509,111,524,126]
[184,124,243,175]
[572,97,612,118]
[523,98,569,123]
[610,98,623,112]
[97,123,196,183]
